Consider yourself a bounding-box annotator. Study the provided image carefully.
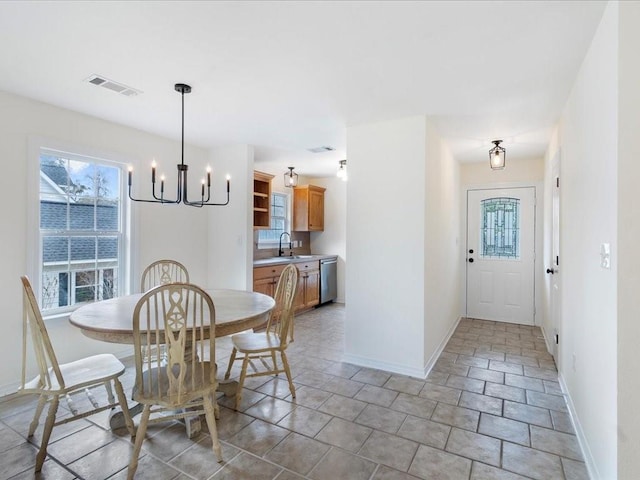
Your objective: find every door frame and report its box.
[460,181,543,326]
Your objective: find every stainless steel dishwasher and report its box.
[320,257,338,304]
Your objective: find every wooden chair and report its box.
[224,263,298,410]
[140,259,189,362]
[140,259,189,292]
[19,276,135,473]
[128,282,222,479]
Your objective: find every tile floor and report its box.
[0,304,589,480]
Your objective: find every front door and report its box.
[466,187,536,325]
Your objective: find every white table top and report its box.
[69,288,275,344]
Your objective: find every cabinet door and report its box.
[304,269,320,308]
[308,189,324,231]
[253,276,276,298]
[293,279,306,312]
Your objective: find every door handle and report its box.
[468,258,474,263]
[546,268,555,274]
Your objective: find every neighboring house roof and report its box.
[40,162,119,264]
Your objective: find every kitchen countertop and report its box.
[253,254,337,267]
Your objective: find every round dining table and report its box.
[69,288,275,431]
[70,288,275,342]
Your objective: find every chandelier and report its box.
[128,83,230,207]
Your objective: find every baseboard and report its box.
[540,324,555,355]
[558,373,598,480]
[423,315,463,378]
[342,315,462,380]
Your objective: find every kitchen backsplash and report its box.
[253,231,311,260]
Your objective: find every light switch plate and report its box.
[600,243,610,269]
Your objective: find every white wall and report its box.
[345,116,427,376]
[424,120,461,367]
[345,116,461,377]
[0,91,234,392]
[553,3,618,477]
[207,145,254,291]
[617,1,640,477]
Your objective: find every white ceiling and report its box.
[0,1,606,177]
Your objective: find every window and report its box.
[38,149,127,314]
[480,197,520,259]
[257,192,289,246]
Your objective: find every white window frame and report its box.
[257,191,291,248]
[28,137,133,319]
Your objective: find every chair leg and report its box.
[203,394,223,463]
[281,351,296,398]
[112,378,136,437]
[35,395,59,472]
[224,347,237,380]
[28,394,47,438]
[128,404,151,480]
[271,351,278,374]
[236,355,250,410]
[104,379,116,404]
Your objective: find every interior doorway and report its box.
[466,187,536,325]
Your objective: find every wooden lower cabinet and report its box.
[253,261,320,313]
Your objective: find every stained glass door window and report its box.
[480,197,520,259]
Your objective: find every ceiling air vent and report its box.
[307,146,335,153]
[85,75,143,97]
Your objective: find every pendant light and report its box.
[489,140,506,170]
[336,159,348,181]
[284,166,298,187]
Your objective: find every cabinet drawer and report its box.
[254,264,286,281]
[295,261,320,274]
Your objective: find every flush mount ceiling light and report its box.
[336,159,348,181]
[128,83,230,207]
[284,166,299,187]
[489,140,506,170]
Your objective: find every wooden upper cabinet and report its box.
[293,185,326,232]
[253,171,274,229]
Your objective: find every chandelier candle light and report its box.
[128,83,230,207]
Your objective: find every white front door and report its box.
[466,187,536,325]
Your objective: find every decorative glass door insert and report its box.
[480,198,520,259]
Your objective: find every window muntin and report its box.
[257,192,289,245]
[39,151,125,313]
[480,197,520,259]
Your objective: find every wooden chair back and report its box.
[132,282,216,408]
[20,276,64,392]
[140,259,189,292]
[265,264,298,348]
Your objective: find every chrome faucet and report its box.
[278,231,292,257]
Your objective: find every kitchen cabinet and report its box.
[253,263,286,298]
[253,260,320,313]
[293,185,325,232]
[293,261,320,311]
[253,171,274,229]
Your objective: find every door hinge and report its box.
[556,177,560,188]
[556,255,559,266]
[555,333,559,344]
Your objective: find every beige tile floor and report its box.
[0,304,589,480]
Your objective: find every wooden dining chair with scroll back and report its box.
[127,282,222,479]
[140,259,189,363]
[19,276,135,473]
[224,263,299,410]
